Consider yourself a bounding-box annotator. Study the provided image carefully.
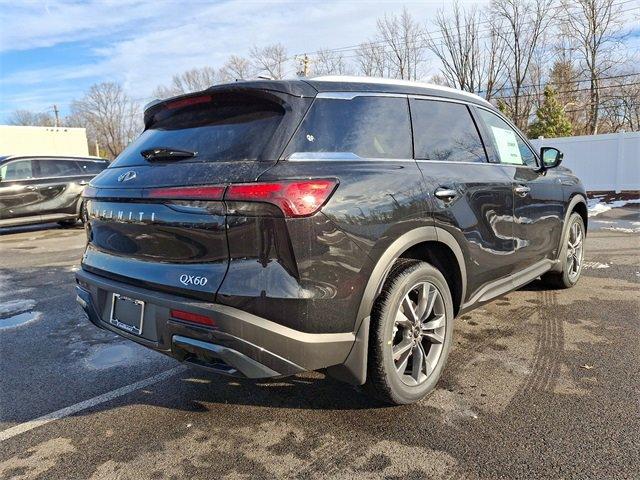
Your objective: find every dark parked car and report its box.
[75,77,587,404]
[0,155,108,228]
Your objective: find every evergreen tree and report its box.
[528,86,573,138]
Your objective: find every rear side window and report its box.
[1,160,34,181]
[35,160,81,178]
[284,96,412,159]
[77,161,107,174]
[411,100,486,163]
[478,109,537,167]
[113,93,285,167]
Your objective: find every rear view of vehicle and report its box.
[76,83,362,381]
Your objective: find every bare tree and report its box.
[491,0,553,130]
[153,67,218,99]
[355,41,389,77]
[562,0,625,134]
[218,55,253,82]
[375,7,426,80]
[312,49,351,76]
[426,3,507,99]
[8,110,55,127]
[250,43,289,79]
[71,82,141,159]
[599,72,640,133]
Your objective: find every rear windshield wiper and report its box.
[141,147,197,161]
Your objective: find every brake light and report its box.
[225,179,337,217]
[147,185,225,200]
[170,309,216,327]
[166,95,212,110]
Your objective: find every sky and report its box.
[0,0,638,123]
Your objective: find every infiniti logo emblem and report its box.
[117,171,137,182]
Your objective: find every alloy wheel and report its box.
[391,282,446,386]
[566,221,584,281]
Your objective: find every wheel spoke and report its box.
[423,331,445,344]
[415,283,429,319]
[394,310,413,329]
[393,339,413,361]
[411,343,424,382]
[402,295,418,323]
[422,314,445,331]
[396,347,411,375]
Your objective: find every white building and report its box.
[0,125,89,157]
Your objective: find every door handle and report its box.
[434,188,458,201]
[514,185,530,197]
[25,185,37,191]
[79,180,88,186]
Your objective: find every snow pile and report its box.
[588,197,640,217]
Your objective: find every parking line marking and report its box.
[0,365,187,443]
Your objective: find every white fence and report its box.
[530,132,640,192]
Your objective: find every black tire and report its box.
[541,212,585,289]
[364,259,454,405]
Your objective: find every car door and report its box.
[32,159,85,217]
[410,98,517,300]
[475,108,565,271]
[0,158,42,222]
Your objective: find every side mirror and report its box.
[540,147,563,170]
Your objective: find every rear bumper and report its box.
[75,269,355,379]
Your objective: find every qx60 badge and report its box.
[117,171,137,182]
[179,275,208,287]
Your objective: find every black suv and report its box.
[75,77,587,405]
[0,155,108,228]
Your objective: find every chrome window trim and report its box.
[315,92,408,100]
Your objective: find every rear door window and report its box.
[77,161,107,174]
[477,109,537,167]
[113,93,285,167]
[1,160,35,181]
[284,96,412,159]
[411,99,487,163]
[35,159,81,178]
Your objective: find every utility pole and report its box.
[52,104,60,127]
[297,54,311,77]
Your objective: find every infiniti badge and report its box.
[117,171,137,182]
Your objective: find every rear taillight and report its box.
[146,179,337,217]
[225,179,337,217]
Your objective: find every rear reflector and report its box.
[170,309,216,327]
[147,185,225,200]
[225,179,337,217]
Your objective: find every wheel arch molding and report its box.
[326,226,467,386]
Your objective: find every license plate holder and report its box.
[109,293,145,336]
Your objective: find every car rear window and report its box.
[77,160,107,174]
[284,96,412,159]
[35,159,81,177]
[411,100,487,163]
[112,93,285,167]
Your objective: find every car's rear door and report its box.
[410,98,517,301]
[32,158,85,217]
[0,158,42,222]
[475,108,565,271]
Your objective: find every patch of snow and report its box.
[588,198,640,217]
[0,299,36,317]
[602,226,640,234]
[0,311,41,330]
[583,261,610,269]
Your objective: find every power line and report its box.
[295,0,637,61]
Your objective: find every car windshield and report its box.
[112,93,285,167]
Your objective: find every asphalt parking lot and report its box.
[0,204,638,480]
